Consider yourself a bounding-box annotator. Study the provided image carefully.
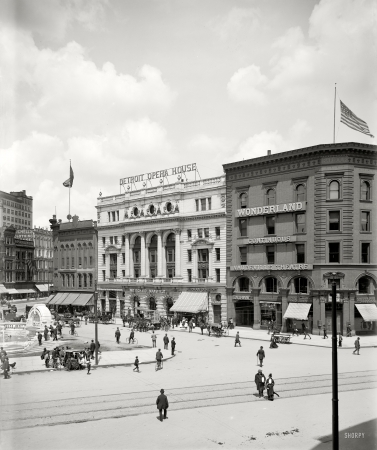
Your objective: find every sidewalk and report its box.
[7,348,173,375]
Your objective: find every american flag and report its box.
[63,163,74,187]
[340,100,374,138]
[26,259,35,274]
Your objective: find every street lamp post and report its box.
[331,273,339,450]
[94,281,99,366]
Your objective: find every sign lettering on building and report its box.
[120,163,197,186]
[230,264,313,271]
[237,202,306,217]
[248,236,297,244]
[232,295,253,301]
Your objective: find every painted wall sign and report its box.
[120,163,197,186]
[248,235,297,244]
[230,264,313,271]
[237,202,306,217]
[232,295,253,301]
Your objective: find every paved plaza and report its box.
[1,322,376,450]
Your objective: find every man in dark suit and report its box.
[156,389,169,421]
[163,334,169,350]
[254,369,266,398]
[89,340,95,359]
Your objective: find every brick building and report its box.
[223,142,377,335]
[0,190,33,229]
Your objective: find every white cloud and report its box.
[227,65,268,104]
[208,7,261,41]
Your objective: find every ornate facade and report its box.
[223,142,377,335]
[96,175,227,321]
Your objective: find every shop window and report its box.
[329,242,340,263]
[361,211,370,231]
[294,277,308,294]
[360,180,371,201]
[239,277,249,292]
[266,245,275,264]
[187,250,192,262]
[296,244,305,263]
[295,213,306,233]
[266,216,275,235]
[329,211,340,231]
[215,227,220,239]
[361,243,370,263]
[265,277,278,293]
[215,248,220,261]
[358,277,370,294]
[239,219,247,237]
[296,184,306,202]
[329,180,340,200]
[215,269,220,282]
[239,247,247,265]
[187,269,192,282]
[266,189,275,205]
[239,193,247,209]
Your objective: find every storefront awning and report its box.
[0,284,8,294]
[48,292,69,305]
[283,303,311,320]
[170,291,208,313]
[72,293,94,306]
[36,284,50,292]
[46,294,56,304]
[16,289,36,294]
[60,293,81,305]
[7,288,18,295]
[355,304,377,321]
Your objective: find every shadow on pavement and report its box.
[311,418,377,450]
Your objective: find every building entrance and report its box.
[213,305,221,323]
[235,300,254,327]
[325,303,343,334]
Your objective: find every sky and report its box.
[0,0,376,227]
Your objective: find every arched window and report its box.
[361,181,371,201]
[265,277,278,293]
[240,193,247,209]
[239,277,249,292]
[329,181,340,200]
[358,276,370,294]
[266,189,275,205]
[296,184,306,202]
[215,294,222,302]
[294,277,308,294]
[166,233,175,278]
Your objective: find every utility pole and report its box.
[331,273,339,450]
[94,280,99,365]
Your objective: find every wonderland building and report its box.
[223,142,377,335]
[96,175,227,322]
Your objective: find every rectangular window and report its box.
[112,211,116,222]
[117,211,119,221]
[329,242,340,263]
[122,253,125,264]
[122,270,125,277]
[201,198,206,211]
[198,268,208,279]
[110,236,114,245]
[187,229,192,240]
[195,199,199,212]
[78,257,82,266]
[108,212,111,222]
[361,243,370,263]
[167,249,175,262]
[266,216,275,235]
[361,211,370,231]
[102,270,106,281]
[266,245,275,264]
[114,236,118,244]
[208,198,212,210]
[150,250,157,263]
[61,257,64,267]
[122,235,126,245]
[187,250,192,262]
[134,251,140,263]
[296,244,305,263]
[89,256,93,266]
[239,219,247,237]
[71,257,74,268]
[151,268,156,278]
[204,228,209,238]
[198,249,208,262]
[215,248,220,261]
[197,228,203,238]
[215,268,220,282]
[239,247,247,265]
[329,211,340,231]
[84,257,87,268]
[134,268,140,278]
[215,227,220,239]
[295,213,306,233]
[167,268,175,278]
[102,237,106,246]
[102,254,106,265]
[187,269,192,282]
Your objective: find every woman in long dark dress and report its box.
[266,374,275,401]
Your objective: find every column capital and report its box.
[174,228,182,235]
[138,231,146,238]
[155,230,163,236]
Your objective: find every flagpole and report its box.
[333,83,337,144]
[69,160,71,219]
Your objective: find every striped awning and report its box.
[72,293,94,306]
[170,291,208,313]
[48,292,68,305]
[46,294,56,304]
[283,303,311,320]
[355,304,377,321]
[60,293,81,305]
[0,284,8,294]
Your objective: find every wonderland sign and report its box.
[237,202,306,217]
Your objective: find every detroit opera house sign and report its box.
[237,201,306,217]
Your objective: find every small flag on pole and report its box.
[63,163,74,187]
[340,100,374,138]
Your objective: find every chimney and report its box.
[267,150,272,156]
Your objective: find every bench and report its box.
[273,334,291,344]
